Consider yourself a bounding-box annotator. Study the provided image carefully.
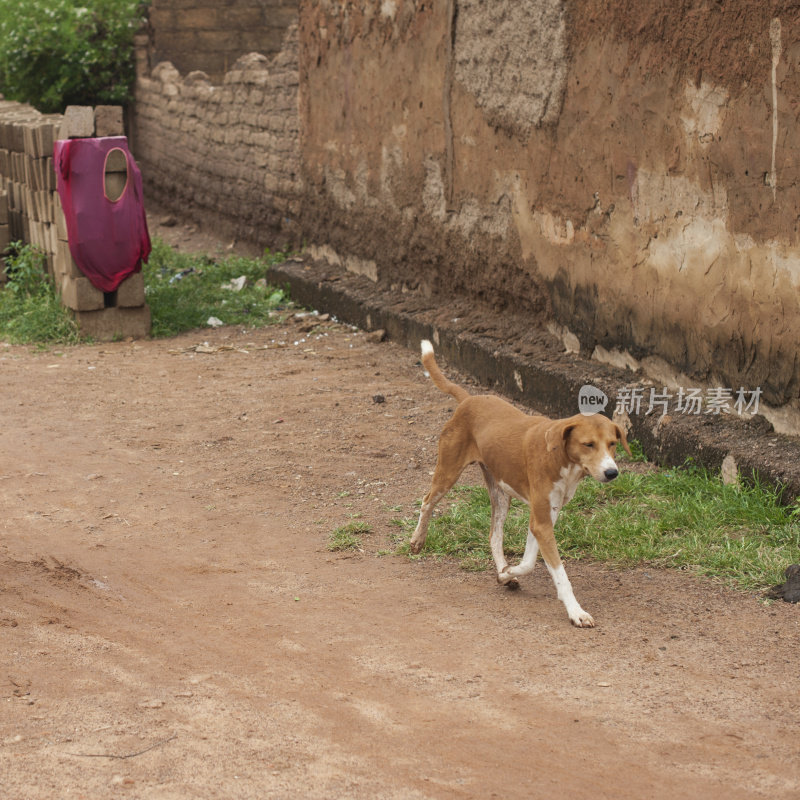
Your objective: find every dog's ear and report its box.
[615,423,632,457]
[546,420,577,452]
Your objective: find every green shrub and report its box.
[0,0,149,113]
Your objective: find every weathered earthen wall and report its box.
[298,1,549,315]
[298,0,800,421]
[134,0,800,429]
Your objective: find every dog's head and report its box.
[550,414,631,482]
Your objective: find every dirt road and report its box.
[1,317,798,799]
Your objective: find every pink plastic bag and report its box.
[54,136,151,293]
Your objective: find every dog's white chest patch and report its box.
[549,465,583,525]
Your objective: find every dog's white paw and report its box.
[570,609,595,628]
[497,571,520,589]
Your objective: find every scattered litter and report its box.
[221,275,248,292]
[206,316,224,327]
[69,734,177,760]
[372,394,386,404]
[169,267,196,284]
[721,453,739,486]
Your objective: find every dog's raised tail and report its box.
[420,340,470,403]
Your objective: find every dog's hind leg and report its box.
[479,466,518,588]
[409,484,448,555]
[409,474,460,555]
[502,529,540,581]
[409,428,470,555]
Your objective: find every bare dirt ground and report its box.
[1,219,799,799]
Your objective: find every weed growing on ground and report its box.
[143,238,292,338]
[394,447,800,592]
[0,243,81,345]
[328,521,373,552]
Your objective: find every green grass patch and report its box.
[394,451,800,592]
[328,521,373,552]
[0,238,294,345]
[143,238,292,338]
[0,243,81,345]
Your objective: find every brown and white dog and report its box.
[410,340,630,627]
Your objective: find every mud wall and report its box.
[134,0,800,417]
[299,0,800,414]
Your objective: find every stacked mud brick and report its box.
[0,163,7,264]
[0,101,150,339]
[0,101,61,264]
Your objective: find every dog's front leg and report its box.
[531,503,594,628]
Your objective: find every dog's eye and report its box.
[582,442,594,448]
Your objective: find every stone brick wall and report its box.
[132,24,301,250]
[145,0,299,84]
